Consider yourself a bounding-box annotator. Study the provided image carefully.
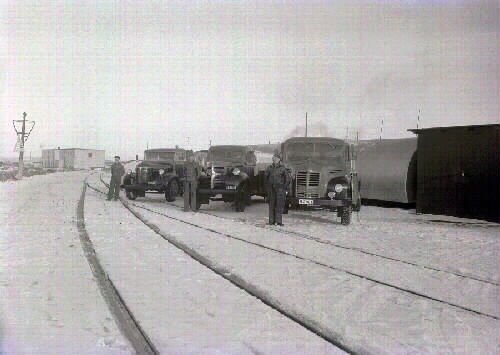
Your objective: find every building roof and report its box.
[408,124,499,134]
[43,148,105,151]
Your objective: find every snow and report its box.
[83,178,343,354]
[100,170,499,353]
[0,172,131,354]
[1,170,498,354]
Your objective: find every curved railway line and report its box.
[77,175,159,354]
[93,176,498,323]
[87,175,354,353]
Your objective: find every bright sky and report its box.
[1,0,498,159]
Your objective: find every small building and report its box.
[42,148,105,169]
[409,124,499,222]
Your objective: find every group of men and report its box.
[107,152,291,225]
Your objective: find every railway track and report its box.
[78,176,158,354]
[132,191,498,287]
[90,176,354,353]
[94,176,498,321]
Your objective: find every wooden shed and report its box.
[409,124,499,222]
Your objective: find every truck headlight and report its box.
[232,168,240,176]
[334,184,344,193]
[159,169,165,175]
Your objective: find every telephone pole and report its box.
[13,112,35,179]
[305,112,308,137]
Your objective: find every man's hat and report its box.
[114,155,120,159]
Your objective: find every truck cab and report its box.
[282,137,361,225]
[122,148,190,202]
[196,145,267,211]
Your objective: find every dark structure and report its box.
[409,124,499,222]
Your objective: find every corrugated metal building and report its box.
[42,148,105,169]
[357,138,417,203]
[409,124,499,222]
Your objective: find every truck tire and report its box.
[165,179,179,202]
[126,190,137,200]
[340,206,352,226]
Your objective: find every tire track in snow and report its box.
[78,176,159,355]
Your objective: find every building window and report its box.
[88,153,93,158]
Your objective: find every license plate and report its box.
[299,199,314,205]
[226,185,236,190]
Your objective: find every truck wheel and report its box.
[126,190,137,200]
[340,206,352,226]
[165,180,179,202]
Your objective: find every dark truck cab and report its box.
[122,148,190,202]
[196,145,267,211]
[282,137,361,225]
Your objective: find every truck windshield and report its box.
[208,149,245,162]
[285,143,344,162]
[145,151,176,161]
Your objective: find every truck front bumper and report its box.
[122,183,165,192]
[288,197,350,207]
[197,188,238,195]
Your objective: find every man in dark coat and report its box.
[265,152,291,226]
[107,155,125,201]
[183,156,200,211]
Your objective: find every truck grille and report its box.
[138,167,150,183]
[296,171,320,198]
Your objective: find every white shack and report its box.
[42,148,105,169]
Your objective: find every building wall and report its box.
[42,149,64,168]
[73,149,105,169]
[416,125,499,222]
[42,149,105,169]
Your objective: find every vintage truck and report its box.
[122,148,192,201]
[281,137,361,225]
[196,145,268,212]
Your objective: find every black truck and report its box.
[282,137,361,225]
[196,145,268,212]
[122,148,191,201]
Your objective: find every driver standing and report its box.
[265,152,291,226]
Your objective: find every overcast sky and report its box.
[1,0,498,159]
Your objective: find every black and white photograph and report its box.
[0,1,498,354]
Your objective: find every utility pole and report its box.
[13,112,35,179]
[305,112,308,137]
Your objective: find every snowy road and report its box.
[1,171,498,354]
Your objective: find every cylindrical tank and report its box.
[357,138,417,203]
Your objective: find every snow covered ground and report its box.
[1,170,498,354]
[0,172,131,354]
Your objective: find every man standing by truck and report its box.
[265,152,290,226]
[183,155,200,211]
[107,155,125,201]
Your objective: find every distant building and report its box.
[42,148,105,169]
[409,124,499,222]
